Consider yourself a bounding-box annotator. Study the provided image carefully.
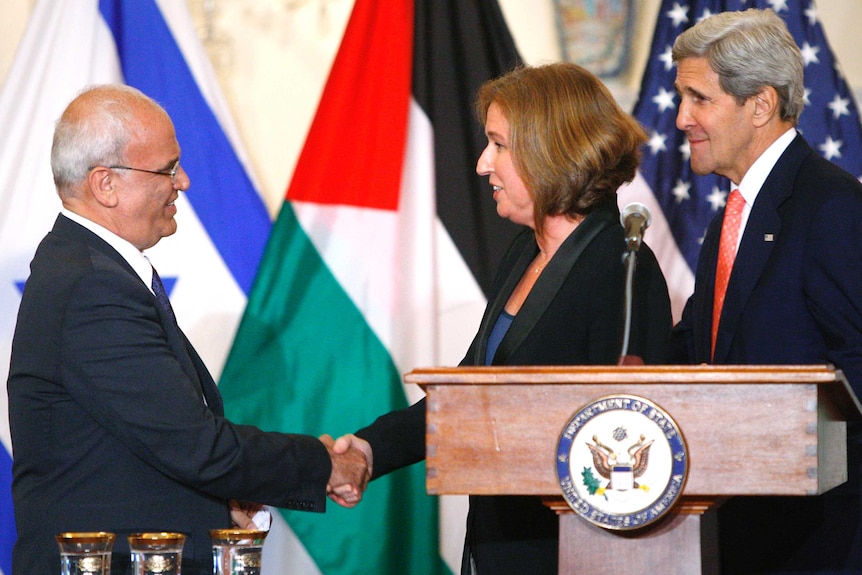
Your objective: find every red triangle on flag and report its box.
[286,0,413,212]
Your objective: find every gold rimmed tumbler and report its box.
[56,532,115,575]
[128,532,186,575]
[210,529,268,575]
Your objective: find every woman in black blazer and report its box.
[332,62,672,574]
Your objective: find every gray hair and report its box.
[51,84,167,195]
[672,8,804,124]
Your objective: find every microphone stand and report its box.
[617,203,651,366]
[618,248,643,365]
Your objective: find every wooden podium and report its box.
[408,365,862,575]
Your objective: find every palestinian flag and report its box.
[218,0,521,573]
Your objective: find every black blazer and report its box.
[357,203,672,574]
[672,135,862,573]
[8,215,332,575]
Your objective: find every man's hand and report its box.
[320,434,371,508]
[230,500,266,529]
[332,433,373,476]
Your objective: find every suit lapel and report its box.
[159,313,210,403]
[471,235,536,365]
[693,214,722,362]
[713,135,808,362]
[490,207,615,365]
[180,331,224,414]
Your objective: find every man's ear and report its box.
[752,86,779,127]
[87,167,119,207]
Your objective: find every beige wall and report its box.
[2,0,861,211]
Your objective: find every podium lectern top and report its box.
[411,364,860,498]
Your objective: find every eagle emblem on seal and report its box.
[586,432,654,492]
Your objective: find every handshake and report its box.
[320,434,373,508]
[232,433,372,527]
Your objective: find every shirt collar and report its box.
[735,127,797,206]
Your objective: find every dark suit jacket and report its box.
[7,215,332,575]
[672,134,862,573]
[357,203,672,574]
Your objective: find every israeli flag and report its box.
[0,1,271,573]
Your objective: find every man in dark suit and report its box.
[671,9,862,573]
[6,84,368,575]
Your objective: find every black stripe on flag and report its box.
[412,0,523,298]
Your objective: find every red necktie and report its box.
[711,189,745,360]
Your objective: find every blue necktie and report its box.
[151,266,177,328]
[151,266,208,405]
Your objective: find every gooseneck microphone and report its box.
[618,202,652,364]
[621,202,652,252]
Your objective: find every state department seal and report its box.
[556,394,688,530]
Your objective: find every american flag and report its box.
[633,0,862,274]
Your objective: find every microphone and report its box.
[617,202,651,364]
[620,202,652,252]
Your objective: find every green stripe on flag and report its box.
[219,203,450,575]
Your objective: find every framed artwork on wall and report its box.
[554,0,633,78]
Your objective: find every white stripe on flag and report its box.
[0,0,121,459]
[262,511,322,575]
[0,4,123,572]
[293,96,483,575]
[294,99,486,378]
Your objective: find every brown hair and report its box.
[476,62,647,232]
